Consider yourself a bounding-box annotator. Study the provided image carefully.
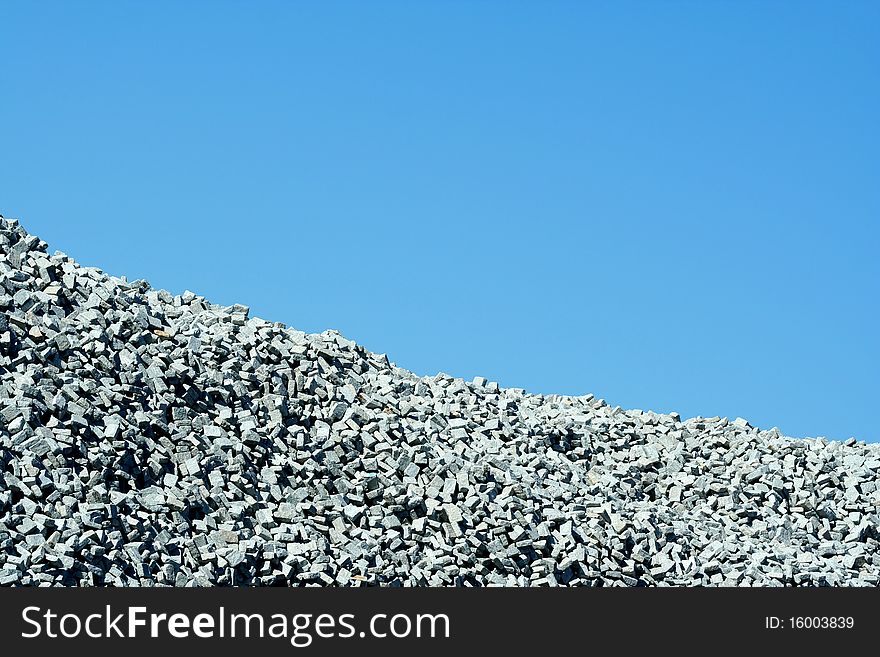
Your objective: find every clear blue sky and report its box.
[1,2,877,441]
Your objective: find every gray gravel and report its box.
[1,215,878,586]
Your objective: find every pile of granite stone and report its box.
[1,215,878,586]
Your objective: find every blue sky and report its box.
[1,2,877,441]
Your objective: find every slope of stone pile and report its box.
[1,216,878,586]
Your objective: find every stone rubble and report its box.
[0,215,878,586]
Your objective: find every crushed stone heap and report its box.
[0,215,878,586]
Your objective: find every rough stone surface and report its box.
[1,215,878,586]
